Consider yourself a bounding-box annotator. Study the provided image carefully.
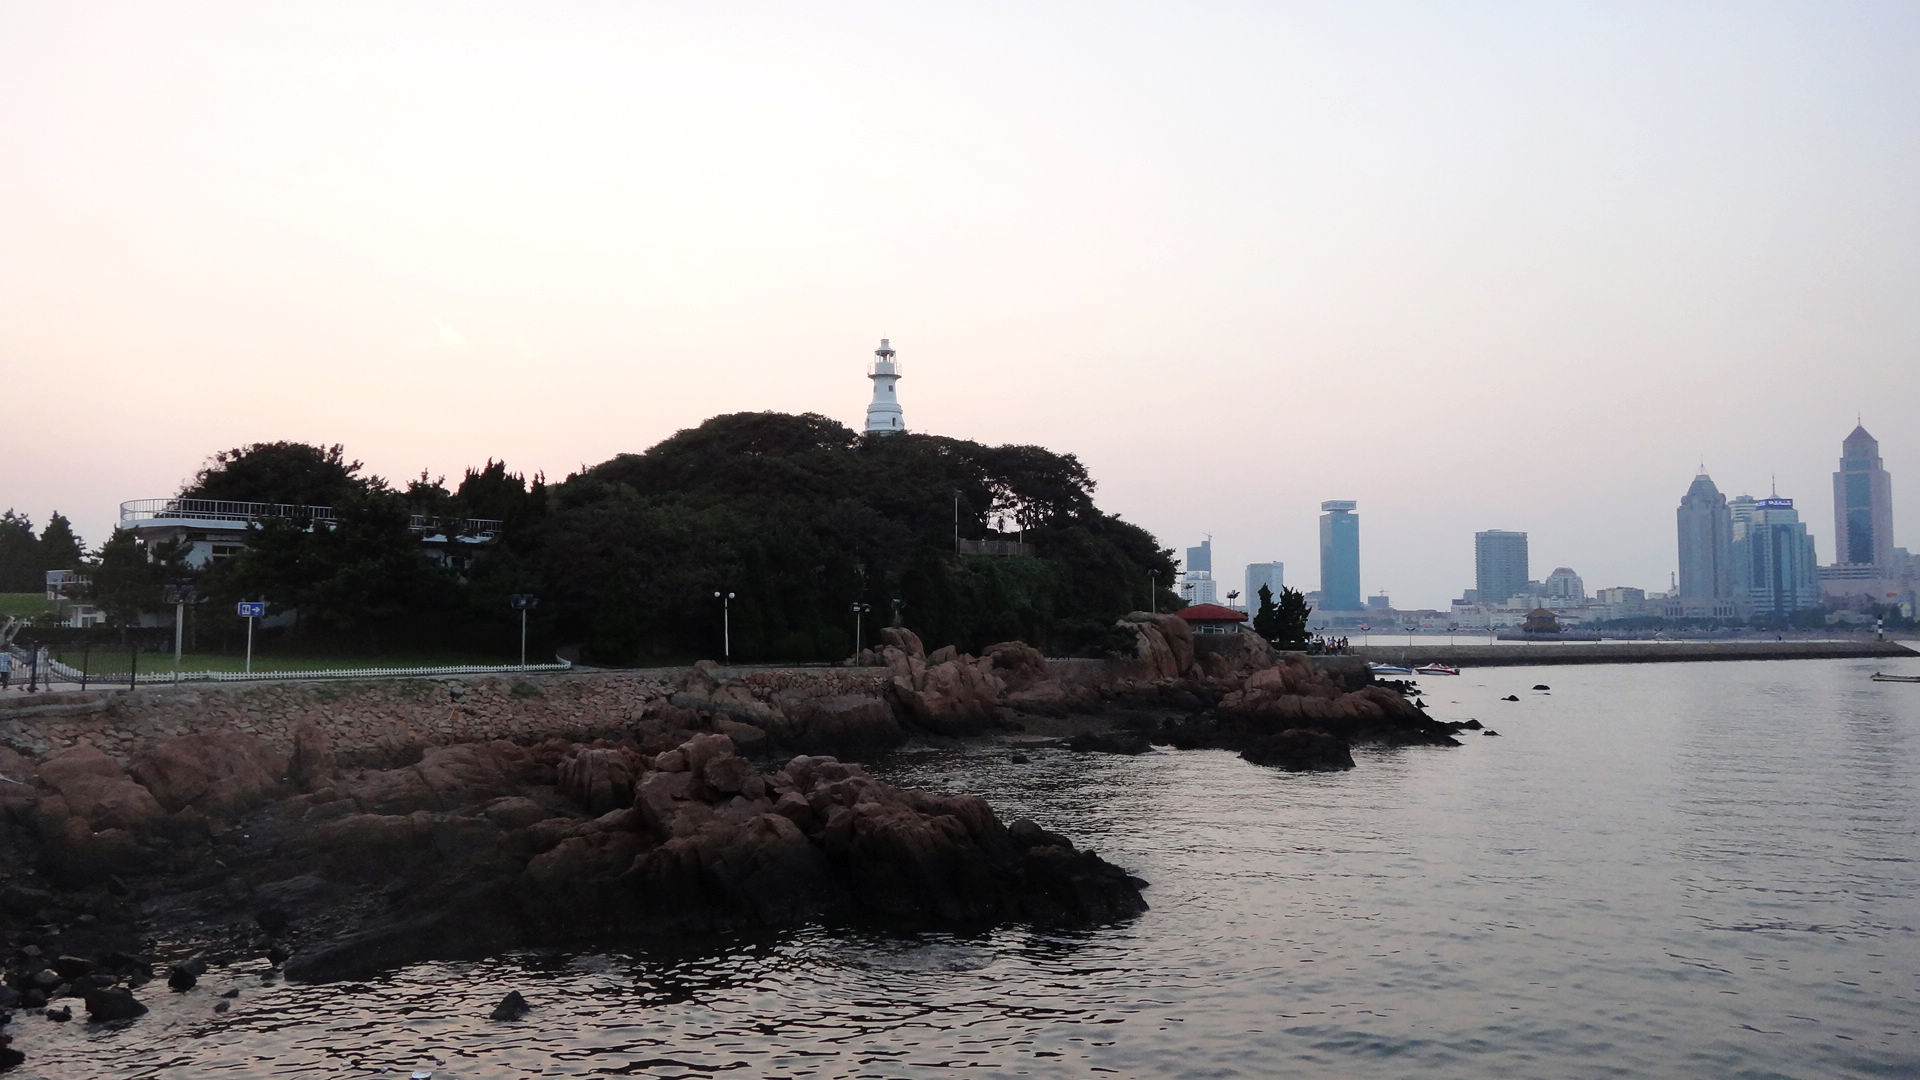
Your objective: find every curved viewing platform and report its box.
[119,498,504,539]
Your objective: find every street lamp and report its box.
[850,601,870,657]
[714,591,735,664]
[508,594,539,668]
[1149,571,1159,614]
[890,597,905,627]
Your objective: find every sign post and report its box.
[236,602,266,673]
[508,595,539,669]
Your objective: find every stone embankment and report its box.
[1348,639,1916,667]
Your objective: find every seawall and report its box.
[1347,639,1916,668]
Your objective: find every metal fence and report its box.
[118,498,503,538]
[6,643,569,690]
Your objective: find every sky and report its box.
[3,1,1917,609]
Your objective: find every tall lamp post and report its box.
[1149,571,1159,614]
[508,594,539,668]
[714,591,735,664]
[850,601,870,657]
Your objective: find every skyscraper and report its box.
[1246,562,1284,612]
[1186,538,1212,575]
[1733,495,1820,615]
[1833,424,1895,570]
[1318,502,1361,611]
[1676,472,1735,616]
[1474,530,1529,607]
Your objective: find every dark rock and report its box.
[83,987,147,1022]
[1009,753,1030,765]
[265,944,291,966]
[1483,730,1501,737]
[1502,695,1519,701]
[213,1000,230,1013]
[28,971,59,992]
[51,956,94,981]
[1240,729,1355,772]
[489,990,531,1021]
[45,1006,70,1022]
[1460,719,1483,730]
[1064,730,1152,755]
[220,988,239,998]
[167,958,205,991]
[1532,684,1550,691]
[1,1037,23,1073]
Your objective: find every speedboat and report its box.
[1870,672,1920,683]
[1414,663,1460,676]
[1369,663,1414,676]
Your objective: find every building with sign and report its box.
[1732,495,1820,616]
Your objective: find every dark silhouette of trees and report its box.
[181,442,371,507]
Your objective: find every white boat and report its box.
[1870,672,1920,683]
[1414,663,1461,676]
[1369,663,1414,676]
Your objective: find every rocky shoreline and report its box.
[0,615,1464,1072]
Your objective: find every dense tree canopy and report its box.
[59,416,1177,663]
[0,510,87,593]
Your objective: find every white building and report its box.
[1245,561,1284,612]
[864,338,905,435]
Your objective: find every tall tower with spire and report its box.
[1676,470,1735,615]
[1832,422,1894,569]
[864,338,905,435]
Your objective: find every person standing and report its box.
[0,650,11,691]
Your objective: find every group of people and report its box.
[1308,636,1355,655]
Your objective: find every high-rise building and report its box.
[1319,501,1361,611]
[1180,572,1218,606]
[1677,472,1735,616]
[1474,530,1529,607]
[1733,495,1820,615]
[1186,538,1212,575]
[1833,424,1895,570]
[1245,562,1284,612]
[1544,567,1585,602]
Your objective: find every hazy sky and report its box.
[4,2,1916,609]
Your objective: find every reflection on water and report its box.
[17,659,1920,1079]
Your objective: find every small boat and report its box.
[1369,663,1414,676]
[1414,663,1461,676]
[1871,672,1920,683]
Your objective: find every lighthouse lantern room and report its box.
[864,338,905,435]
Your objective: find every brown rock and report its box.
[130,732,283,817]
[879,626,925,660]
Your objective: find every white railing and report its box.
[39,654,571,686]
[119,498,503,538]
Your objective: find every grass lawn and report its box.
[0,593,51,620]
[43,647,524,675]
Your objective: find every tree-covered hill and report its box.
[73,414,1180,663]
[531,412,1175,662]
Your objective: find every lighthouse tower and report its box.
[864,338,905,435]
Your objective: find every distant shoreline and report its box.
[1345,639,1917,668]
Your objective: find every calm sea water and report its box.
[18,657,1920,1079]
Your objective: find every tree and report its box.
[38,513,84,573]
[0,510,37,591]
[1272,586,1314,649]
[181,442,371,507]
[1252,584,1280,640]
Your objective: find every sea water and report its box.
[17,657,1920,1079]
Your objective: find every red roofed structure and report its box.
[1174,603,1249,635]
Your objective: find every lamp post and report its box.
[850,601,870,657]
[714,591,735,664]
[890,597,905,627]
[1149,571,1159,614]
[508,594,539,669]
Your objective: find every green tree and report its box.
[0,510,37,591]
[1272,586,1313,649]
[1252,584,1280,639]
[182,442,371,507]
[38,513,84,573]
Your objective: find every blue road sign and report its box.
[237,602,267,618]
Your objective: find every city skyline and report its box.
[4,4,1917,609]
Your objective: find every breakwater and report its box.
[1348,639,1916,667]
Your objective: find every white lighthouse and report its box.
[864,337,905,435]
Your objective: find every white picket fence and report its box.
[37,652,571,686]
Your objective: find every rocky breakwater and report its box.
[1066,613,1468,771]
[0,717,1147,1027]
